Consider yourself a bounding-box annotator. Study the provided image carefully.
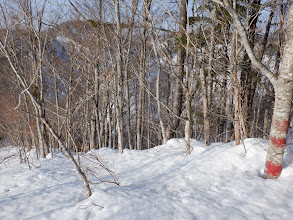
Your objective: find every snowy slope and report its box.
[1,138,293,220]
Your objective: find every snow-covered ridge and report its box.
[1,138,293,220]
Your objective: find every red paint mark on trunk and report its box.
[275,120,289,133]
[121,129,123,133]
[265,161,282,178]
[270,137,286,148]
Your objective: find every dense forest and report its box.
[0,0,292,192]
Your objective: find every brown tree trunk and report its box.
[90,109,97,151]
[231,11,241,145]
[171,0,187,138]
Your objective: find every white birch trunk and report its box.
[113,0,124,153]
[156,68,167,145]
[263,5,293,176]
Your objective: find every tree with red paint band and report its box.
[211,0,293,178]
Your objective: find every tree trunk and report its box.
[113,0,124,153]
[66,70,72,151]
[36,112,45,158]
[225,77,233,143]
[230,5,241,145]
[273,3,285,75]
[185,95,192,155]
[90,110,97,151]
[125,70,133,150]
[136,48,146,150]
[156,68,167,145]
[94,63,102,149]
[263,109,269,140]
[207,9,215,109]
[147,73,151,149]
[39,67,49,156]
[263,3,293,177]
[54,70,61,152]
[233,76,241,146]
[199,67,210,146]
[263,85,292,178]
[171,0,188,138]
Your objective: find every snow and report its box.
[1,138,293,220]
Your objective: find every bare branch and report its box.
[211,0,278,87]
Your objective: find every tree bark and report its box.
[113,0,124,153]
[156,67,167,145]
[185,95,192,154]
[263,4,293,178]
[199,67,211,146]
[232,64,241,146]
[136,30,146,151]
[171,0,188,138]
[90,109,97,151]
[263,109,269,140]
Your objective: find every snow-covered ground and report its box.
[1,138,293,220]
